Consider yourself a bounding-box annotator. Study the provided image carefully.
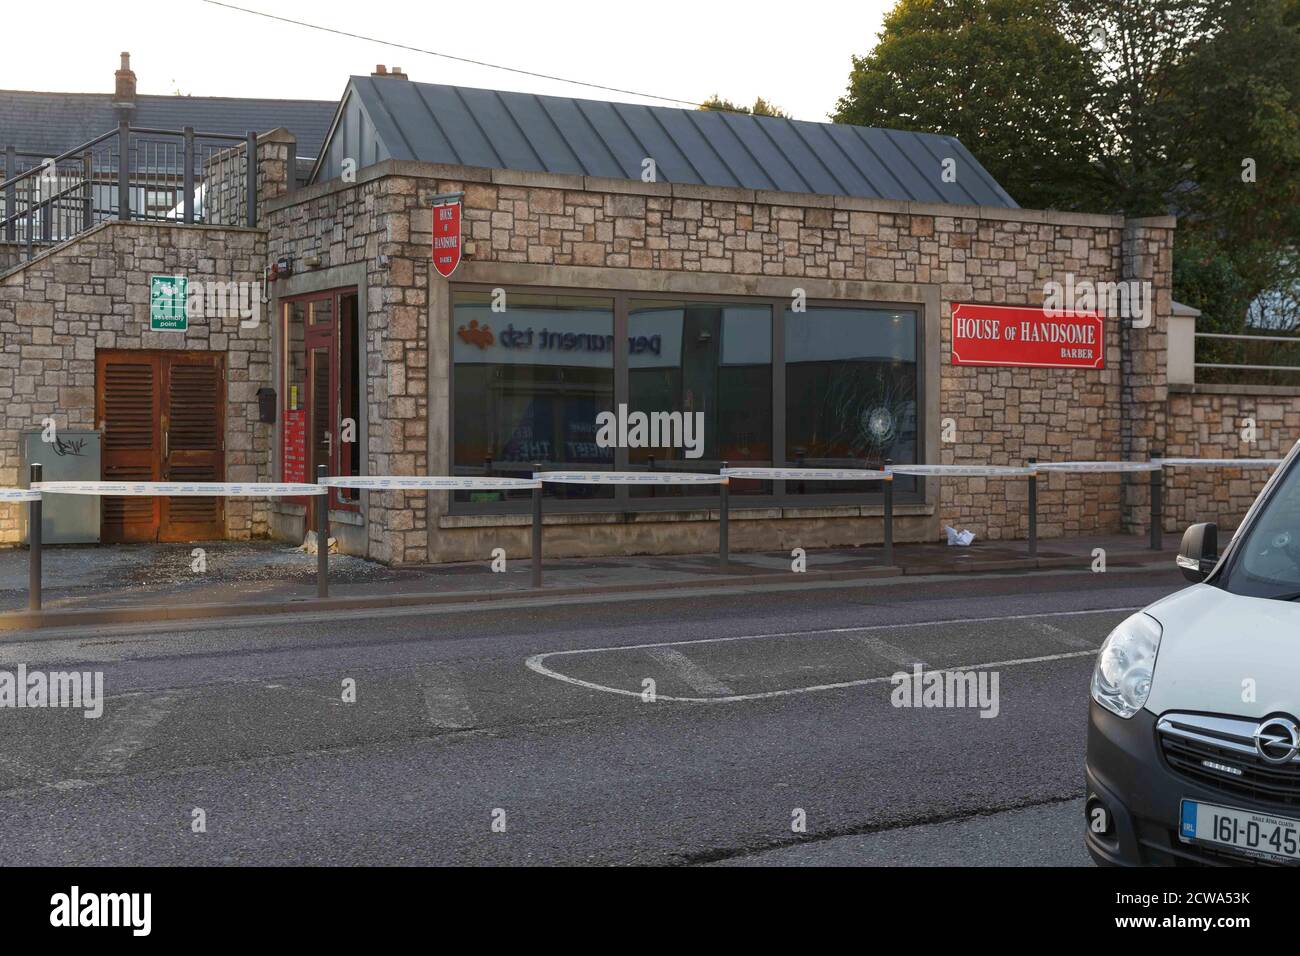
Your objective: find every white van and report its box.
[1086,440,1300,865]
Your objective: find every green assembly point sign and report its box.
[150,275,188,331]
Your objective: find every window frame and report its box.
[448,283,927,515]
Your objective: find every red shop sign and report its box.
[951,303,1105,369]
[431,192,464,278]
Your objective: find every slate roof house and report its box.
[0,53,335,234]
[313,73,1019,207]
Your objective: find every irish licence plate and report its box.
[1180,799,1300,863]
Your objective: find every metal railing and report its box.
[1195,331,1300,386]
[0,124,258,269]
[3,454,1290,616]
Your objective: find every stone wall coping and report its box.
[265,158,1158,231]
[257,128,297,145]
[1125,215,1179,230]
[1170,382,1300,397]
[1,219,264,283]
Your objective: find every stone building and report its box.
[1,69,1294,563]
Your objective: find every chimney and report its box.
[372,64,388,76]
[371,64,409,80]
[390,67,407,79]
[113,51,137,112]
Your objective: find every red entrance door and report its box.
[283,290,360,521]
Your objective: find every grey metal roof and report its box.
[315,75,1018,207]
[0,91,337,160]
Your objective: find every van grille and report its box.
[1158,713,1300,808]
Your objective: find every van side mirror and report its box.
[1176,523,1218,583]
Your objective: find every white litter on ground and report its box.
[944,526,976,547]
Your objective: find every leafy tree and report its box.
[1159,0,1300,330]
[833,0,1099,209]
[700,95,790,118]
[836,0,1300,333]
[1056,0,1216,216]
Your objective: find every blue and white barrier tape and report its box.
[886,464,1038,477]
[535,471,727,485]
[0,488,42,502]
[1154,457,1284,468]
[721,467,889,481]
[319,476,542,491]
[33,481,327,496]
[1033,461,1161,473]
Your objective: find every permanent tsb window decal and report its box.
[431,192,464,278]
[950,302,1104,369]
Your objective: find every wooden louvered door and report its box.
[98,353,161,542]
[96,351,225,543]
[160,354,225,541]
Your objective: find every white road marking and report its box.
[74,692,177,776]
[1027,619,1096,649]
[645,647,735,696]
[525,606,1133,704]
[421,669,477,730]
[853,636,926,668]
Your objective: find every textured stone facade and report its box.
[0,220,271,544]
[262,160,1181,562]
[7,146,1291,565]
[1164,385,1300,531]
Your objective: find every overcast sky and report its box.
[1,0,893,122]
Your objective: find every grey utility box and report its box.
[22,430,101,544]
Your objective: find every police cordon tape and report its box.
[1154,457,1285,467]
[319,476,542,491]
[32,481,327,496]
[534,471,727,485]
[2,452,1292,615]
[888,464,1037,477]
[0,488,41,502]
[2,457,1286,501]
[1032,461,1162,473]
[720,467,889,481]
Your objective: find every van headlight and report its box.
[1091,613,1162,718]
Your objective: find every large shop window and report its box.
[450,289,922,510]
[785,305,919,494]
[627,300,772,498]
[452,291,615,503]
[281,289,362,510]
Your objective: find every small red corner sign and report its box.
[431,192,464,278]
[951,302,1105,369]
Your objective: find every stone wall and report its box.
[265,160,1175,563]
[263,171,430,564]
[1164,384,1300,532]
[0,220,271,545]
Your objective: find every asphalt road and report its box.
[0,566,1188,866]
